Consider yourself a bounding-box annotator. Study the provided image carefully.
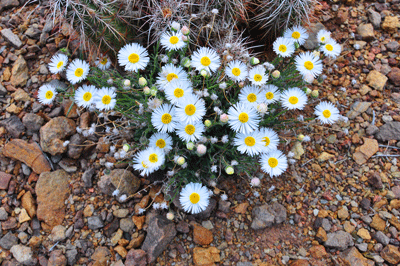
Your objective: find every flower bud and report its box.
[138,77,147,87]
[220,114,229,123]
[250,57,260,65]
[181,35,188,42]
[197,144,207,156]
[305,88,312,95]
[297,134,305,141]
[303,73,314,84]
[271,70,280,79]
[122,143,130,152]
[150,88,157,96]
[204,120,212,127]
[312,51,321,58]
[143,86,150,94]
[186,142,195,150]
[181,57,191,68]
[166,212,174,220]
[225,166,234,175]
[171,21,180,31]
[181,25,190,35]
[123,79,131,87]
[200,69,209,77]
[311,90,319,98]
[238,81,245,88]
[250,177,261,187]
[177,156,185,165]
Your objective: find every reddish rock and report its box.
[125,249,147,266]
[234,202,249,214]
[48,250,67,266]
[388,67,400,86]
[310,245,327,259]
[340,247,374,266]
[353,138,379,165]
[289,260,310,266]
[21,191,36,218]
[40,117,76,156]
[3,139,51,174]
[381,244,400,264]
[193,247,220,266]
[132,215,145,230]
[193,225,213,245]
[0,172,12,189]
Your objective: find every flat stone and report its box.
[376,122,400,142]
[193,247,220,266]
[380,244,400,264]
[324,231,354,250]
[0,115,25,138]
[388,67,400,87]
[357,228,371,240]
[357,23,375,41]
[318,152,335,162]
[353,138,379,165]
[12,89,30,102]
[88,216,104,230]
[51,225,66,242]
[340,247,374,266]
[22,113,44,135]
[193,225,213,245]
[381,16,399,32]
[10,245,36,266]
[10,55,28,87]
[366,70,387,90]
[371,214,386,231]
[36,170,70,230]
[3,139,51,174]
[338,206,349,220]
[386,41,400,52]
[0,232,18,250]
[0,207,8,220]
[120,218,134,233]
[251,202,286,230]
[48,249,67,266]
[40,117,76,156]
[0,172,12,190]
[1,28,22,48]
[125,249,146,266]
[91,247,111,266]
[368,9,381,29]
[132,215,145,230]
[18,209,31,223]
[374,231,390,246]
[346,102,371,119]
[21,191,36,218]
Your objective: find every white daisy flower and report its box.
[225,60,248,82]
[164,79,193,105]
[233,130,265,157]
[149,132,173,152]
[176,121,205,142]
[142,147,165,172]
[179,182,210,214]
[37,84,57,105]
[281,88,308,110]
[191,47,221,73]
[317,29,331,44]
[66,59,90,84]
[133,150,153,176]
[248,66,269,86]
[176,94,206,124]
[261,85,281,104]
[295,52,323,78]
[238,85,263,106]
[260,150,288,177]
[118,43,149,72]
[160,31,186,51]
[95,87,116,111]
[273,37,295,57]
[95,55,111,70]
[314,101,340,124]
[320,40,341,59]
[74,85,97,108]
[259,127,279,153]
[151,104,177,133]
[227,102,261,134]
[156,64,189,90]
[48,54,68,74]
[283,26,309,46]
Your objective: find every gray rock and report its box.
[322,218,332,232]
[218,199,231,213]
[0,207,8,220]
[67,134,85,159]
[22,113,44,135]
[0,115,25,138]
[18,232,28,244]
[65,226,74,239]
[21,164,31,176]
[368,9,381,28]
[58,159,77,173]
[125,249,147,266]
[386,41,399,52]
[25,27,41,40]
[251,202,287,230]
[43,19,54,33]
[346,101,371,119]
[31,102,43,113]
[40,116,76,156]
[366,124,379,135]
[81,168,95,188]
[236,263,253,266]
[120,218,134,233]
[10,245,37,265]
[374,231,390,246]
[356,243,368,252]
[51,225,66,242]
[38,64,48,75]
[0,28,22,48]
[87,216,104,230]
[201,220,214,230]
[376,122,400,141]
[0,232,18,250]
[142,215,177,263]
[48,79,68,91]
[0,84,7,96]
[303,23,325,50]
[66,248,78,265]
[98,169,141,200]
[48,249,67,266]
[324,230,354,250]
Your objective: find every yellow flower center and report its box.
[185,104,196,116]
[166,73,178,82]
[56,61,64,69]
[100,57,108,65]
[292,31,300,39]
[278,44,287,53]
[83,92,92,102]
[185,124,195,135]
[174,88,184,98]
[268,157,278,168]
[161,113,172,124]
[254,74,262,82]
[200,56,211,66]
[232,67,241,77]
[141,161,148,168]
[321,36,325,42]
[304,61,314,70]
[244,136,256,146]
[326,44,333,51]
[128,53,140,64]
[156,139,166,149]
[266,92,274,100]
[323,109,331,118]
[288,96,299,105]
[102,95,111,105]
[247,93,257,103]
[238,112,249,123]
[149,153,158,163]
[262,137,270,146]
[45,90,53,99]
[190,192,200,204]
[74,68,84,77]
[169,36,179,44]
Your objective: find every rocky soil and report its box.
[0,0,400,265]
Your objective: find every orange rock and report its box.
[340,247,374,266]
[134,196,150,215]
[289,259,310,266]
[3,139,51,174]
[234,202,249,214]
[309,245,327,259]
[316,227,327,242]
[193,247,220,266]
[21,191,36,218]
[193,225,213,245]
[132,215,145,230]
[371,214,386,231]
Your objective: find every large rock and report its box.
[380,244,400,264]
[346,102,371,119]
[67,134,85,159]
[251,202,287,230]
[0,28,22,48]
[10,55,28,87]
[353,138,379,165]
[40,117,76,156]
[98,169,141,199]
[10,245,37,265]
[382,16,399,32]
[0,115,25,138]
[193,225,213,245]
[366,70,387,91]
[388,67,400,86]
[0,232,18,250]
[324,230,354,250]
[125,249,147,266]
[193,247,221,266]
[22,113,44,135]
[3,139,51,174]
[141,215,177,263]
[357,24,374,41]
[340,247,374,266]
[48,249,67,266]
[36,170,70,230]
[368,9,381,29]
[375,122,400,142]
